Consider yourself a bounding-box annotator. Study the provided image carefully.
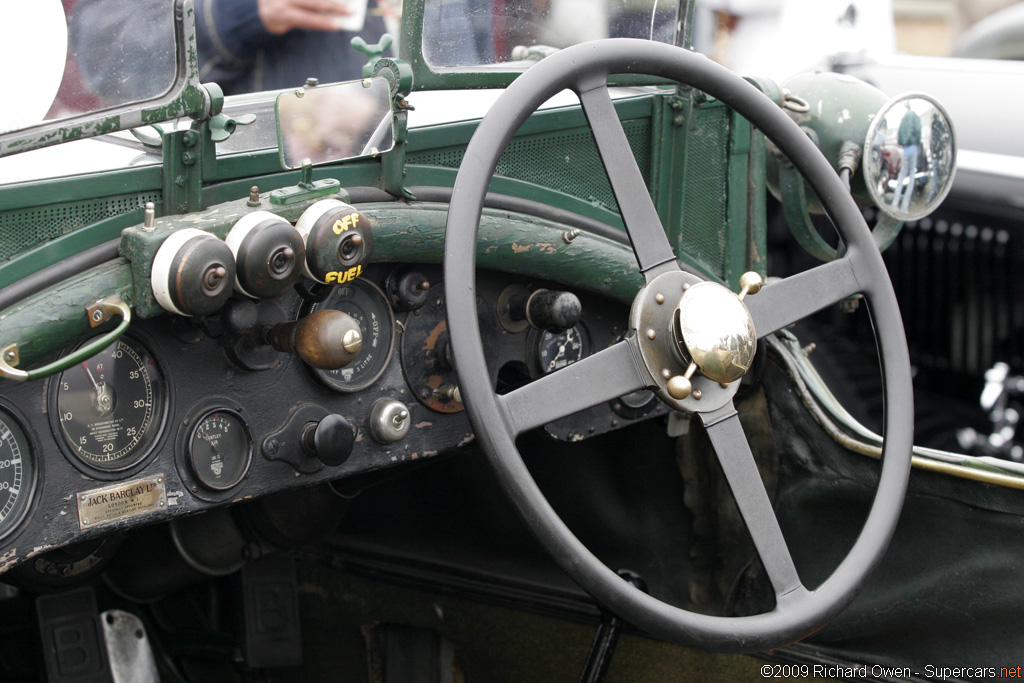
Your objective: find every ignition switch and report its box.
[151,228,236,316]
[295,199,374,285]
[225,211,306,298]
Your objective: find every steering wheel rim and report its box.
[443,39,913,652]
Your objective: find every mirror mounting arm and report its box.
[373,58,416,201]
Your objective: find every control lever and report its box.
[507,288,582,333]
[263,310,362,369]
[579,570,647,683]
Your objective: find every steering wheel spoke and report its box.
[699,404,804,599]
[500,338,648,436]
[576,80,678,279]
[747,257,862,338]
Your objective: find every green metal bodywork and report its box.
[0,3,766,378]
[0,0,209,160]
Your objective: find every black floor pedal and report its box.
[36,586,112,683]
[238,554,303,668]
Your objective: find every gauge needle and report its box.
[84,361,114,414]
[82,361,101,392]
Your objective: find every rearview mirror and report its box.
[276,78,395,170]
[863,93,956,222]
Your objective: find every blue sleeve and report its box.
[194,0,282,88]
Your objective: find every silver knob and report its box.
[370,399,411,443]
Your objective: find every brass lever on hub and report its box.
[263,309,362,370]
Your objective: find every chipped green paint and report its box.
[363,203,643,303]
[0,0,208,159]
[0,260,134,370]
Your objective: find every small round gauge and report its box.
[55,337,166,471]
[187,410,252,491]
[0,409,36,540]
[305,279,395,392]
[537,324,590,374]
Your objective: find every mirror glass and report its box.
[863,93,956,222]
[276,78,395,169]
[0,0,177,135]
[421,0,676,68]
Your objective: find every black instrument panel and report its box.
[0,264,655,571]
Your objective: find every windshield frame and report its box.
[401,0,695,90]
[0,0,207,160]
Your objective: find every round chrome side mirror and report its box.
[863,93,956,222]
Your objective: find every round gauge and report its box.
[305,279,395,392]
[55,337,166,471]
[537,324,590,374]
[0,409,36,540]
[187,410,252,491]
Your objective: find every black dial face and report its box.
[56,337,165,470]
[187,411,251,491]
[537,325,590,374]
[307,279,395,392]
[0,410,35,540]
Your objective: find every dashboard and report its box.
[0,251,663,586]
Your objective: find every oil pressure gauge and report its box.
[186,410,252,491]
[536,324,590,374]
[54,337,166,472]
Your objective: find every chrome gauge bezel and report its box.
[175,398,254,503]
[303,278,396,393]
[0,399,40,543]
[48,333,171,480]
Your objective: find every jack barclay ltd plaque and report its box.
[77,475,167,529]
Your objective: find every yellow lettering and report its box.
[331,213,360,235]
[324,265,362,285]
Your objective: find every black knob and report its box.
[301,414,355,466]
[295,199,374,284]
[151,229,236,317]
[226,212,306,299]
[386,267,431,311]
[508,289,582,333]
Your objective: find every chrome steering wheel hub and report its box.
[629,270,741,414]
[676,281,757,384]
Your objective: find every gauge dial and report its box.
[187,411,251,491]
[0,410,35,540]
[537,325,590,374]
[305,279,395,392]
[56,337,166,470]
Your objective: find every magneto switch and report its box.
[225,211,306,298]
[151,228,236,317]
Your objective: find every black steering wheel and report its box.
[443,39,913,652]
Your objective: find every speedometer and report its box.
[55,337,166,471]
[0,407,35,540]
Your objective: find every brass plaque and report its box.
[77,475,166,529]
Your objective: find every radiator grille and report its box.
[885,213,1024,379]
